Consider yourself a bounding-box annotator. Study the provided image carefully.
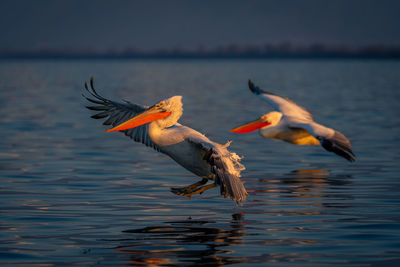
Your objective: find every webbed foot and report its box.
[171,178,216,198]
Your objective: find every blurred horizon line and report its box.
[1,42,400,59]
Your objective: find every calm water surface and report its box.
[0,59,399,266]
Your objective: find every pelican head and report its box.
[229,111,282,134]
[106,96,183,132]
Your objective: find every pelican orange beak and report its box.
[106,107,171,132]
[229,118,271,133]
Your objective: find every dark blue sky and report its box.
[0,0,399,52]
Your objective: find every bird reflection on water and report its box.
[257,169,352,196]
[111,171,353,266]
[247,168,353,218]
[114,214,245,266]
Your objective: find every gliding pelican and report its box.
[230,80,355,162]
[83,78,247,203]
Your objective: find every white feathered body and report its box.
[232,80,355,162]
[150,122,243,180]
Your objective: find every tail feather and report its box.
[214,167,247,204]
[209,149,247,204]
[189,138,247,204]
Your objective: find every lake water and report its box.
[1,59,399,266]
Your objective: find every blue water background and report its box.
[1,59,400,266]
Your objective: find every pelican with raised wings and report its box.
[83,78,247,203]
[230,80,355,162]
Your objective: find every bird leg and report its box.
[171,178,216,198]
[191,183,217,196]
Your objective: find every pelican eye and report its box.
[154,102,167,111]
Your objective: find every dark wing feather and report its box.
[317,131,356,162]
[83,77,159,151]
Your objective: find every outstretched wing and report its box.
[248,80,313,121]
[289,120,355,162]
[83,77,160,151]
[189,138,247,204]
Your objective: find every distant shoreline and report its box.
[1,52,399,60]
[2,44,400,60]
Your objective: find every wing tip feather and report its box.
[248,79,260,95]
[318,131,356,162]
[248,79,276,96]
